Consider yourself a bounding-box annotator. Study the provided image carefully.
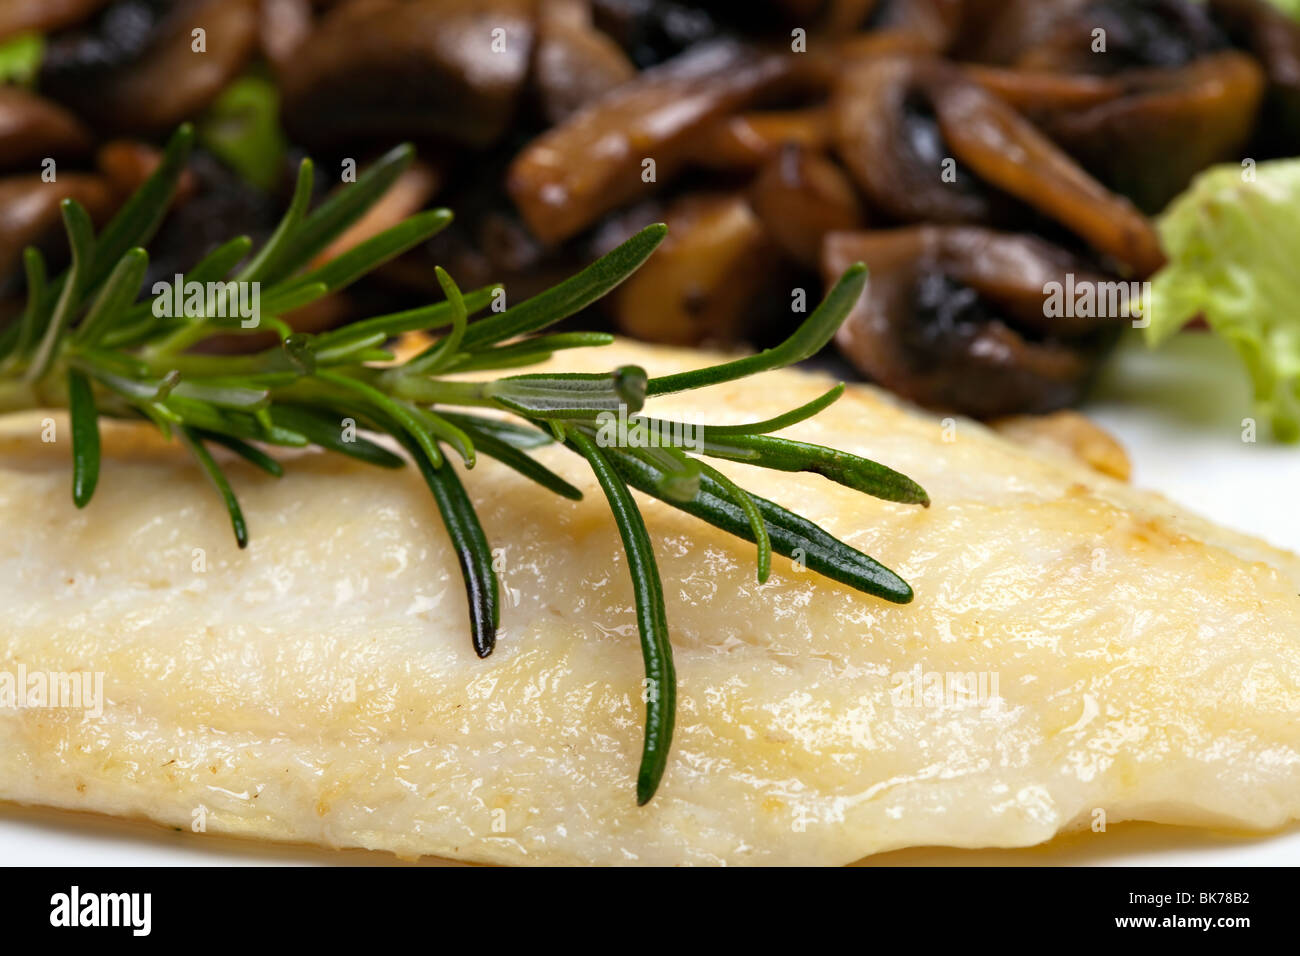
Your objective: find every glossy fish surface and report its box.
[1,340,1298,865]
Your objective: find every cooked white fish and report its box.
[1,339,1299,866]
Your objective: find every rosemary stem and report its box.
[146,320,213,359]
[0,124,926,807]
[135,352,282,378]
[385,374,494,407]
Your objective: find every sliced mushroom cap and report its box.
[508,39,795,244]
[1038,51,1265,213]
[0,0,109,41]
[955,2,1266,211]
[823,228,1123,417]
[0,174,115,285]
[750,144,863,267]
[39,0,258,133]
[931,68,1166,275]
[832,56,1001,223]
[0,88,92,171]
[279,0,536,150]
[833,56,1165,275]
[610,192,775,346]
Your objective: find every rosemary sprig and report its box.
[0,126,929,804]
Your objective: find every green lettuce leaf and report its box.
[1190,0,1300,22]
[196,74,287,192]
[1145,159,1300,442]
[0,32,43,86]
[1263,0,1300,20]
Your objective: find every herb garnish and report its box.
[0,125,929,804]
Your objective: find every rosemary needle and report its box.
[67,368,100,508]
[570,429,675,806]
[0,127,929,804]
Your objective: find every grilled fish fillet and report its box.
[1,339,1299,866]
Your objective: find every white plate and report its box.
[4,332,1297,866]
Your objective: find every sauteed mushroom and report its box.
[257,0,313,70]
[96,138,197,201]
[610,192,774,346]
[39,0,258,132]
[1035,52,1265,213]
[0,174,114,286]
[750,143,864,267]
[0,88,91,170]
[832,55,1001,223]
[536,0,638,124]
[1210,0,1300,154]
[847,0,962,52]
[508,39,795,244]
[684,107,832,171]
[591,0,721,68]
[833,55,1165,275]
[1015,0,1229,73]
[279,0,536,150]
[2,0,1296,422]
[140,149,277,286]
[0,0,109,41]
[823,228,1122,417]
[959,1,1269,211]
[953,0,1089,65]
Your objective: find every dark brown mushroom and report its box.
[850,0,962,51]
[831,55,1001,224]
[749,144,864,267]
[508,39,796,244]
[278,0,536,150]
[381,139,577,303]
[0,89,92,172]
[823,228,1124,417]
[952,0,1089,65]
[1015,0,1229,74]
[962,66,1126,114]
[591,0,722,69]
[964,0,1266,211]
[0,175,115,284]
[810,1,966,88]
[140,149,279,287]
[683,107,832,171]
[1033,51,1265,213]
[38,0,258,133]
[258,0,314,70]
[609,192,776,346]
[315,161,441,267]
[832,55,1166,275]
[0,0,109,41]
[96,139,198,202]
[535,0,638,125]
[1209,0,1300,155]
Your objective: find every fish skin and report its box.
[1,339,1299,866]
